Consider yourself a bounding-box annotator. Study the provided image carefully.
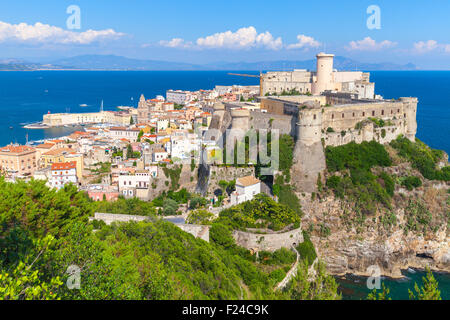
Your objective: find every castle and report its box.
[210,53,418,193]
[261,52,375,99]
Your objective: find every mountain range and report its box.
[0,54,417,71]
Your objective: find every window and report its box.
[342,113,345,118]
[381,110,384,116]
[313,114,316,120]
[332,114,334,119]
[372,111,375,116]
[362,112,365,116]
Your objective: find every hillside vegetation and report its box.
[0,178,338,300]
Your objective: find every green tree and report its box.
[186,209,214,225]
[137,130,144,142]
[287,260,341,300]
[408,267,441,300]
[367,283,391,300]
[0,235,62,300]
[162,198,179,216]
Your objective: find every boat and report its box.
[79,104,88,107]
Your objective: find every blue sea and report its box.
[0,70,449,299]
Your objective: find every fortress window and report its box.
[362,112,365,116]
[391,110,393,114]
[332,114,335,119]
[352,112,355,117]
[382,110,385,115]
[372,111,375,116]
[404,113,406,118]
[342,113,345,118]
[313,114,317,120]
[397,109,400,113]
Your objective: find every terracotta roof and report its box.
[51,161,76,170]
[36,143,55,149]
[42,148,72,156]
[0,145,35,154]
[236,176,260,187]
[110,127,140,132]
[153,148,166,153]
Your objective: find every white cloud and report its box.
[287,34,320,50]
[413,40,438,53]
[0,21,125,45]
[347,37,397,51]
[445,44,450,53]
[196,26,282,50]
[158,38,192,48]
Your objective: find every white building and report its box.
[118,170,151,198]
[108,127,141,142]
[50,161,78,189]
[166,90,192,105]
[157,119,169,132]
[170,134,200,161]
[152,148,168,162]
[230,176,261,205]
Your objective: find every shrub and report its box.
[210,223,235,249]
[296,231,317,266]
[186,209,213,225]
[401,176,422,191]
[390,136,449,181]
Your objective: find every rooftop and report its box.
[0,145,35,154]
[51,161,76,170]
[236,175,261,187]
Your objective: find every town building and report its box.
[108,127,141,142]
[118,170,151,200]
[166,90,193,105]
[50,161,77,189]
[86,184,119,201]
[0,145,37,177]
[230,176,261,205]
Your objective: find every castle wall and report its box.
[316,99,417,145]
[249,111,294,136]
[211,96,418,193]
[233,227,304,252]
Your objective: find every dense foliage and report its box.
[325,141,392,173]
[0,179,341,300]
[296,231,317,266]
[216,193,301,231]
[324,141,394,215]
[390,136,450,181]
[94,196,156,216]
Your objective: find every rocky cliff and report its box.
[299,177,449,278]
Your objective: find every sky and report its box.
[0,0,449,69]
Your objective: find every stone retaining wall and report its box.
[233,227,304,252]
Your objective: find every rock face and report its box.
[299,186,450,278]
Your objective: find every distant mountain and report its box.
[52,55,201,71]
[0,61,72,71]
[212,56,417,71]
[0,54,417,71]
